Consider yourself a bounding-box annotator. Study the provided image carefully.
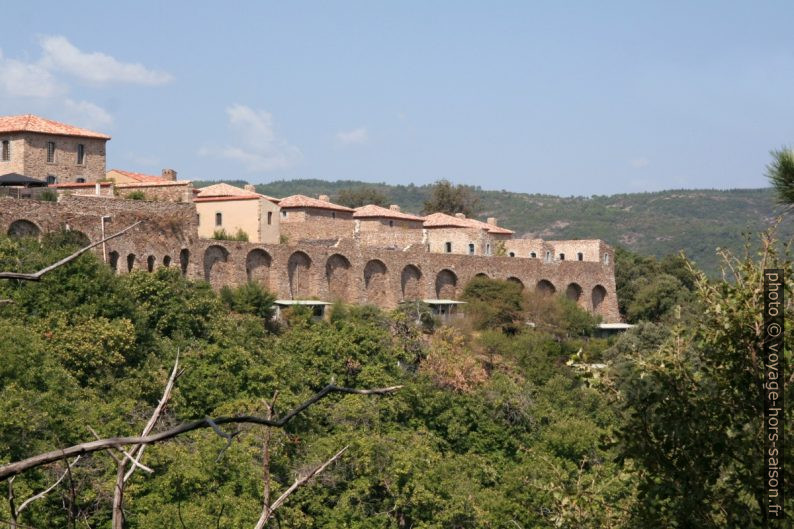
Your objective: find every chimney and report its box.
[389,204,401,211]
[318,194,330,202]
[487,217,497,226]
[161,168,177,181]
[244,184,256,193]
[455,213,466,219]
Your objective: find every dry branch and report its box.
[0,221,141,281]
[253,446,348,529]
[0,384,401,481]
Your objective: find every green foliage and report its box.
[38,189,57,202]
[212,228,250,241]
[606,231,794,527]
[220,281,276,320]
[462,276,524,331]
[126,190,146,200]
[766,147,794,206]
[336,186,388,208]
[422,179,481,216]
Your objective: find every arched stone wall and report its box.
[435,269,458,299]
[592,284,607,314]
[536,279,556,296]
[566,283,583,303]
[326,254,352,301]
[7,219,41,238]
[400,265,423,300]
[246,249,272,287]
[109,251,119,273]
[506,276,524,291]
[163,255,172,267]
[287,251,312,299]
[147,255,156,272]
[204,245,230,287]
[127,254,136,272]
[363,259,390,305]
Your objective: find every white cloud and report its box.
[0,49,64,98]
[200,104,301,172]
[336,126,369,145]
[629,157,650,169]
[63,99,113,129]
[39,36,173,85]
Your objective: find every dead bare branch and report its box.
[254,446,348,529]
[0,222,141,281]
[15,456,82,515]
[0,384,402,481]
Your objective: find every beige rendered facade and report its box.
[195,195,280,244]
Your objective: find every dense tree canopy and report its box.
[422,179,481,217]
[335,187,389,208]
[767,147,794,207]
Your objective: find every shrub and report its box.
[126,190,146,200]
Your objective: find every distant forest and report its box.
[193,179,793,275]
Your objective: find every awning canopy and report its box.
[0,173,48,187]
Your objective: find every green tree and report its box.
[422,179,480,216]
[766,147,794,207]
[336,186,389,208]
[462,276,524,331]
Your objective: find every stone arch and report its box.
[7,219,40,238]
[435,269,458,299]
[506,276,524,291]
[592,285,608,313]
[400,265,422,300]
[163,255,172,267]
[287,251,312,299]
[127,254,136,272]
[246,249,272,287]
[566,283,583,303]
[147,255,156,272]
[179,249,190,276]
[108,251,119,273]
[63,230,91,247]
[536,279,556,296]
[363,259,390,305]
[474,272,490,279]
[204,245,230,286]
[326,254,352,301]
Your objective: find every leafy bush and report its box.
[212,228,249,241]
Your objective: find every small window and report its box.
[530,251,536,258]
[47,142,55,163]
[332,212,336,219]
[46,175,56,185]
[389,220,394,228]
[281,210,287,217]
[559,253,565,260]
[509,252,515,257]
[468,243,475,255]
[76,178,85,183]
[445,242,452,253]
[267,211,272,225]
[604,253,610,265]
[215,212,222,226]
[486,244,491,256]
[545,251,552,262]
[1,140,9,161]
[76,144,85,165]
[577,252,583,261]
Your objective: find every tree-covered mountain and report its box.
[193,179,792,274]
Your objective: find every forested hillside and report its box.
[194,179,792,274]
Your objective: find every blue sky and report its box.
[2,1,793,195]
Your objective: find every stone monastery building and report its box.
[0,115,620,322]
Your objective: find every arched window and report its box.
[47,175,56,185]
[76,177,85,183]
[603,253,610,265]
[468,243,475,255]
[215,212,222,226]
[530,251,536,258]
[545,251,552,262]
[509,252,515,257]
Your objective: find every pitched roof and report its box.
[353,204,424,222]
[108,169,168,183]
[422,212,514,234]
[278,194,354,212]
[194,195,261,203]
[195,182,279,203]
[0,114,110,139]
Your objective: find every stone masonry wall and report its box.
[116,182,194,203]
[0,135,27,176]
[357,218,425,248]
[21,133,107,183]
[0,197,621,322]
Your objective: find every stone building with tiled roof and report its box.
[0,114,110,184]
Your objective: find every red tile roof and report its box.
[353,204,424,222]
[194,195,261,203]
[195,182,279,203]
[108,169,167,183]
[0,114,110,139]
[278,194,354,212]
[423,212,514,234]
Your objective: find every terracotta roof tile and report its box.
[422,212,514,234]
[0,114,110,139]
[353,204,424,222]
[109,169,168,183]
[278,194,354,212]
[194,196,261,203]
[195,182,279,203]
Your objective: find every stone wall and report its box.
[0,196,622,322]
[20,132,107,183]
[0,136,27,176]
[116,182,193,203]
[426,227,499,256]
[357,218,425,248]
[280,208,355,242]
